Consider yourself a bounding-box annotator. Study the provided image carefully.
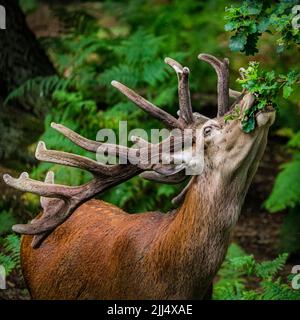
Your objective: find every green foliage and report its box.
[4,75,71,107]
[280,206,300,254]
[225,61,299,132]
[265,130,300,254]
[0,235,21,276]
[225,1,300,259]
[0,210,17,236]
[52,5,100,36]
[265,118,300,253]
[265,157,300,212]
[225,0,300,55]
[213,243,300,300]
[99,30,169,89]
[31,89,98,186]
[20,0,38,14]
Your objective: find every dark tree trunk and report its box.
[0,0,56,164]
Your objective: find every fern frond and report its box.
[265,158,300,212]
[0,235,21,276]
[261,279,300,300]
[52,6,99,35]
[4,75,72,105]
[255,254,289,280]
[214,244,297,300]
[0,210,17,236]
[113,30,164,65]
[99,65,139,88]
[288,131,300,149]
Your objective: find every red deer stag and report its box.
[3,54,275,299]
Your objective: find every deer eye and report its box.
[203,126,213,136]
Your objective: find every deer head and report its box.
[3,53,275,249]
[200,92,275,185]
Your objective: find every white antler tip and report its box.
[45,171,55,183]
[130,135,139,142]
[38,141,46,149]
[35,141,47,158]
[183,67,190,74]
[20,172,29,179]
[2,173,12,184]
[164,57,183,73]
[111,80,119,87]
[12,224,24,233]
[198,53,214,62]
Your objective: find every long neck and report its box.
[175,171,246,238]
[156,172,247,298]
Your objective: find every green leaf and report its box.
[225,21,238,31]
[265,159,300,212]
[242,113,256,133]
[0,211,17,236]
[241,1,262,16]
[257,17,271,32]
[283,85,294,98]
[229,33,247,52]
[288,131,300,148]
[255,254,288,279]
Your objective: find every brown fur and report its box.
[21,180,230,300]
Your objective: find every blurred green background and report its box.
[0,0,300,299]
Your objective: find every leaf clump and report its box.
[226,61,299,133]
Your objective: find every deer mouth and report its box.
[255,107,276,127]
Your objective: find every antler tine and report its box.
[35,141,128,176]
[51,123,130,160]
[32,171,62,248]
[51,122,147,166]
[111,81,183,129]
[51,122,188,175]
[51,123,101,152]
[130,135,150,148]
[140,170,186,184]
[198,53,230,116]
[50,123,182,171]
[40,171,55,210]
[12,200,68,235]
[3,172,76,200]
[165,57,194,125]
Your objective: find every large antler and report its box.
[3,53,240,248]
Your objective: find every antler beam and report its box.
[111,81,183,129]
[198,53,230,116]
[140,170,187,184]
[165,57,194,125]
